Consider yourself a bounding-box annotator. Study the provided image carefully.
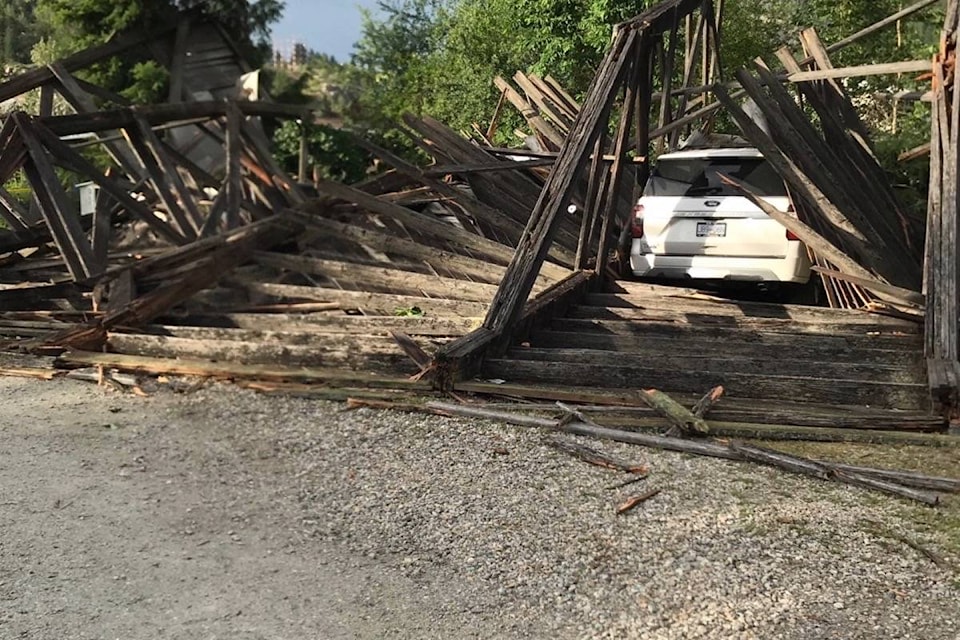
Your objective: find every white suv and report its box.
[628,147,811,284]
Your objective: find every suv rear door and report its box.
[640,155,791,258]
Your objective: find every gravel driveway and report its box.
[0,376,957,639]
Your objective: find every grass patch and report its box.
[755,440,960,558]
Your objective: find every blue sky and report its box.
[271,0,382,62]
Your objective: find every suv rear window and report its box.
[643,157,787,197]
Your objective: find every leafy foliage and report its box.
[272,119,371,184]
[0,0,40,65]
[20,0,284,101]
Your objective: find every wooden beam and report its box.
[0,186,35,231]
[596,44,640,275]
[153,314,481,336]
[105,331,426,371]
[224,102,243,229]
[91,187,113,273]
[788,59,931,82]
[13,113,95,281]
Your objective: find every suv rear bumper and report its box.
[629,250,811,284]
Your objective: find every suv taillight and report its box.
[631,203,644,239]
[785,202,799,240]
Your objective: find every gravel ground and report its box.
[1,376,958,639]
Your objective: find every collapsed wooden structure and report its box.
[0,1,957,443]
[0,12,582,395]
[433,0,955,431]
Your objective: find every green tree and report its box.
[0,0,39,66]
[29,0,284,102]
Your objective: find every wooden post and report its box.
[656,10,681,154]
[297,117,309,182]
[576,132,609,270]
[225,102,243,229]
[635,38,654,192]
[39,83,54,117]
[596,39,641,276]
[671,12,705,149]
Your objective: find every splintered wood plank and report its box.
[141,324,454,345]
[106,331,436,371]
[480,359,930,410]
[530,330,923,365]
[47,219,294,350]
[254,252,502,303]
[564,304,920,335]
[505,347,924,383]
[240,282,489,316]
[56,349,431,389]
[550,318,922,349]
[154,314,482,336]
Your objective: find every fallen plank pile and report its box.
[421,394,960,506]
[0,12,585,391]
[714,28,924,312]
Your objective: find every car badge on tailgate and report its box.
[704,200,721,207]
